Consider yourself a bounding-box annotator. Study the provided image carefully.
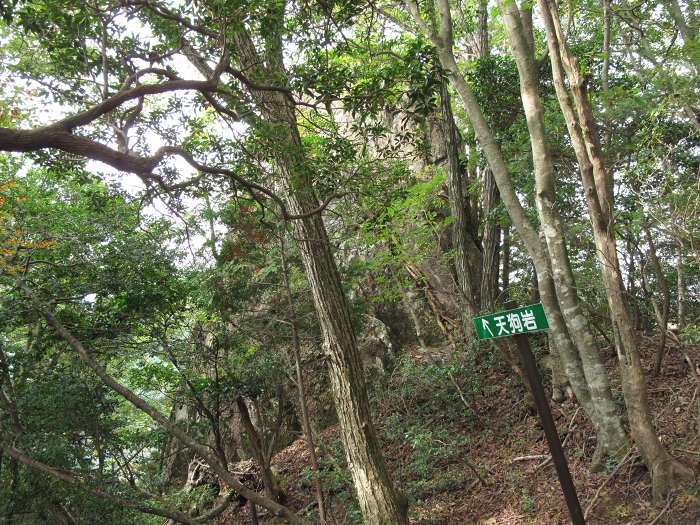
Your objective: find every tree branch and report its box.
[123,0,220,38]
[49,78,220,132]
[1,444,201,525]
[15,281,308,525]
[159,146,343,220]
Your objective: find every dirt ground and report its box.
[219,333,700,524]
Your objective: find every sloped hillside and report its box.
[221,334,700,524]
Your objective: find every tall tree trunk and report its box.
[677,242,687,330]
[279,234,327,524]
[476,0,489,57]
[474,0,501,313]
[500,0,628,465]
[279,100,408,525]
[403,0,624,466]
[539,0,692,499]
[643,226,671,375]
[232,25,408,524]
[440,78,482,327]
[480,167,501,312]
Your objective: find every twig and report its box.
[446,368,484,427]
[673,448,700,456]
[584,449,636,519]
[512,454,549,463]
[649,494,673,525]
[464,457,489,486]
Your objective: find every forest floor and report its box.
[220,333,700,524]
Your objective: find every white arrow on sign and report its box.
[482,319,494,337]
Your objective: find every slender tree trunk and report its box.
[639,252,663,335]
[536,253,601,433]
[480,167,501,312]
[500,225,510,299]
[626,234,643,331]
[236,396,281,502]
[677,242,687,330]
[643,226,670,375]
[440,78,481,327]
[476,0,489,57]
[602,0,612,92]
[232,26,408,524]
[403,0,625,465]
[403,286,429,349]
[279,234,327,524]
[500,0,628,465]
[473,1,501,313]
[539,0,693,499]
[274,100,407,525]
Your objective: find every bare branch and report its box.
[160,146,344,220]
[50,78,220,132]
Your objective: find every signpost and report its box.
[473,304,585,525]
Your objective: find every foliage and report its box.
[0,0,698,522]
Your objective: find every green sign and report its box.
[473,303,549,341]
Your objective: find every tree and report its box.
[397,0,629,466]
[0,167,263,523]
[0,1,406,522]
[538,0,693,498]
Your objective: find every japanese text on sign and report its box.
[473,303,549,341]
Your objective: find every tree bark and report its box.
[403,285,430,349]
[474,0,500,313]
[500,225,510,299]
[279,234,327,524]
[602,0,612,92]
[677,242,687,330]
[231,23,408,524]
[665,0,697,43]
[440,77,482,326]
[539,0,692,499]
[499,0,628,465]
[643,226,671,375]
[476,0,489,58]
[480,167,501,312]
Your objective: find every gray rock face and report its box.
[358,315,396,381]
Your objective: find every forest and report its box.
[0,0,698,523]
